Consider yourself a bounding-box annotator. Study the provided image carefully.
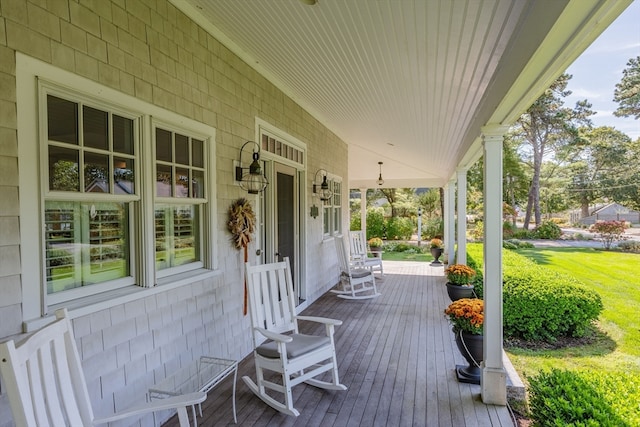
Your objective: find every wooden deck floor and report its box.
[163,261,515,427]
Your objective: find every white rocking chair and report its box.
[348,230,384,276]
[0,308,205,427]
[332,235,381,300]
[243,258,347,416]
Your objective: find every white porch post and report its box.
[443,180,456,264]
[360,187,367,235]
[481,125,508,405]
[456,168,467,265]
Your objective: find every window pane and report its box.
[175,134,189,165]
[84,152,110,193]
[173,206,198,266]
[323,207,330,234]
[47,95,78,145]
[192,169,204,198]
[49,146,79,191]
[155,205,199,270]
[83,105,109,150]
[156,128,172,162]
[88,203,130,282]
[156,164,172,197]
[192,139,204,167]
[114,157,135,194]
[155,208,168,270]
[45,202,78,293]
[175,167,189,198]
[45,201,129,293]
[113,115,134,154]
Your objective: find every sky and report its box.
[565,1,640,140]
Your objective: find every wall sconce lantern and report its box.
[235,141,268,194]
[377,161,384,186]
[313,169,333,202]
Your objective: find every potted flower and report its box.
[444,298,484,384]
[367,237,383,254]
[429,238,444,264]
[444,264,476,301]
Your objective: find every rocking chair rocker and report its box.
[348,230,384,276]
[0,308,205,427]
[243,258,347,416]
[332,235,381,300]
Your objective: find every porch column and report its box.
[443,179,456,264]
[456,168,467,265]
[481,125,508,405]
[360,187,367,235]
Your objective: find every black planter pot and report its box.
[430,247,443,265]
[454,330,483,384]
[446,282,475,301]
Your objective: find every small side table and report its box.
[149,356,238,426]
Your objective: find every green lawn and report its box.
[506,247,640,378]
[379,251,432,262]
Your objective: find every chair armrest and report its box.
[93,392,206,424]
[254,327,293,343]
[296,315,343,326]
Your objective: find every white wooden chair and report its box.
[0,308,205,427]
[348,230,384,276]
[332,235,381,300]
[243,258,346,416]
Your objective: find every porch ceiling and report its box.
[173,0,630,188]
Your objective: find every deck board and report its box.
[162,261,515,427]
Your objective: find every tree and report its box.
[567,126,631,217]
[512,73,594,229]
[613,56,640,119]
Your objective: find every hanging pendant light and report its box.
[377,161,384,186]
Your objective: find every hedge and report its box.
[466,244,603,341]
[528,369,639,427]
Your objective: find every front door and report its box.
[264,162,302,303]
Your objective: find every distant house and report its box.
[576,203,640,226]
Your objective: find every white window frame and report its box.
[322,174,343,238]
[17,54,217,327]
[151,120,208,278]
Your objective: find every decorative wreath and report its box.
[227,198,256,249]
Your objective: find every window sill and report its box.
[23,268,222,332]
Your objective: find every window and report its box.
[322,176,342,237]
[44,94,137,302]
[32,80,213,309]
[154,126,206,274]
[332,180,342,235]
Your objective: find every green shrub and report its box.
[502,255,602,340]
[466,252,483,299]
[511,228,536,239]
[350,215,361,231]
[392,242,414,252]
[385,216,414,240]
[528,369,635,427]
[534,221,562,239]
[470,220,483,241]
[502,240,518,250]
[421,217,443,240]
[466,243,602,341]
[366,207,385,240]
[618,240,640,253]
[503,221,516,238]
[504,239,534,249]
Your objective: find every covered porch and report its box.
[163,261,516,427]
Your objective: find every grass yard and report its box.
[506,247,640,379]
[379,251,432,262]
